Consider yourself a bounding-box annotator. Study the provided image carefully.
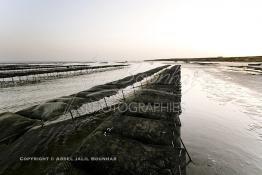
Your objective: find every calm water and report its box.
[0,62,261,174]
[181,64,262,175]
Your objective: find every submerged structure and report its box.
[0,65,188,175]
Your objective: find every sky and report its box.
[0,0,262,62]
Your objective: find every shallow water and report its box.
[0,62,164,113]
[181,64,262,175]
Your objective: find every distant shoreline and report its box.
[145,56,262,62]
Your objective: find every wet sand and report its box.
[181,64,262,175]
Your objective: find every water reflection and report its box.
[181,64,262,175]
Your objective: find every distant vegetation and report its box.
[146,56,262,62]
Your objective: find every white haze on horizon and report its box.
[0,0,262,62]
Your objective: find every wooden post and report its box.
[41,119,44,128]
[179,137,193,163]
[104,97,108,108]
[11,77,15,85]
[132,85,136,96]
[121,90,125,101]
[69,110,74,120]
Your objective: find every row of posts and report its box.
[0,69,100,88]
[67,75,153,123]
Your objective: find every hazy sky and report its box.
[0,0,262,62]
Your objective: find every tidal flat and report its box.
[0,62,261,175]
